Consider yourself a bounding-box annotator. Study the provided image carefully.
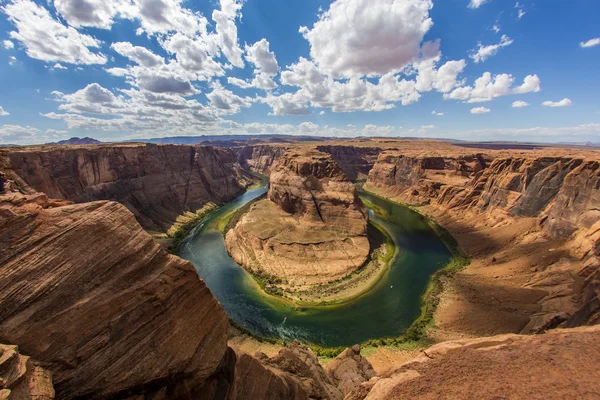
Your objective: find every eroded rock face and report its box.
[325,345,376,396]
[365,152,600,330]
[315,145,382,181]
[347,326,600,400]
[8,144,254,231]
[0,190,229,399]
[0,344,55,400]
[236,145,286,175]
[226,150,369,285]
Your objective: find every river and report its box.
[178,181,451,347]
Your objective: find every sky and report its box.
[0,0,599,144]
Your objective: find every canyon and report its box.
[1,139,600,399]
[225,149,373,295]
[7,143,254,232]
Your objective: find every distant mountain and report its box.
[51,137,102,145]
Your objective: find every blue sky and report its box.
[0,0,598,144]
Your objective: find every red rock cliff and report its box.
[7,144,254,231]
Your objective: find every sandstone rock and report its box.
[325,344,376,396]
[262,341,343,400]
[8,144,254,231]
[236,145,286,175]
[226,149,369,285]
[349,326,600,400]
[0,344,55,400]
[0,190,229,399]
[315,145,382,181]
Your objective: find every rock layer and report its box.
[0,188,229,398]
[7,144,254,231]
[226,149,370,285]
[365,151,600,332]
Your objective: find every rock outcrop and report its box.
[7,143,254,231]
[0,344,55,400]
[326,345,376,396]
[226,149,370,286]
[347,326,600,400]
[0,188,230,399]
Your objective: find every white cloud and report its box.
[111,42,164,67]
[445,72,540,103]
[512,100,529,108]
[49,63,68,70]
[229,39,279,90]
[0,107,9,116]
[515,2,526,19]
[2,0,107,65]
[468,0,488,9]
[3,40,14,49]
[469,35,513,63]
[0,125,40,144]
[542,98,572,107]
[299,0,434,78]
[211,0,245,68]
[159,33,224,78]
[415,41,467,93]
[8,56,17,65]
[492,24,501,33]
[432,110,444,116]
[580,38,600,48]
[470,107,491,114]
[206,82,251,115]
[54,0,120,29]
[319,111,326,115]
[121,0,208,37]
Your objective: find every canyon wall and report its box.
[7,144,254,231]
[365,152,600,330]
[236,145,286,175]
[226,149,370,285]
[315,145,382,181]
[0,153,348,400]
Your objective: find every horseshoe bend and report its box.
[1,137,600,399]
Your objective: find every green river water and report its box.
[178,181,451,347]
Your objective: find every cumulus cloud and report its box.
[229,39,279,90]
[468,0,488,9]
[470,106,491,114]
[8,56,17,65]
[445,72,540,103]
[580,38,600,48]
[0,107,9,116]
[111,42,164,67]
[512,100,529,108]
[432,110,444,116]
[3,40,14,49]
[2,0,107,65]
[469,35,513,63]
[299,0,434,78]
[0,124,40,144]
[542,98,572,107]
[211,0,245,68]
[206,82,251,115]
[54,0,120,29]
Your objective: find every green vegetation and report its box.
[167,202,219,250]
[218,193,267,233]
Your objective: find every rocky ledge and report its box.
[225,149,370,291]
